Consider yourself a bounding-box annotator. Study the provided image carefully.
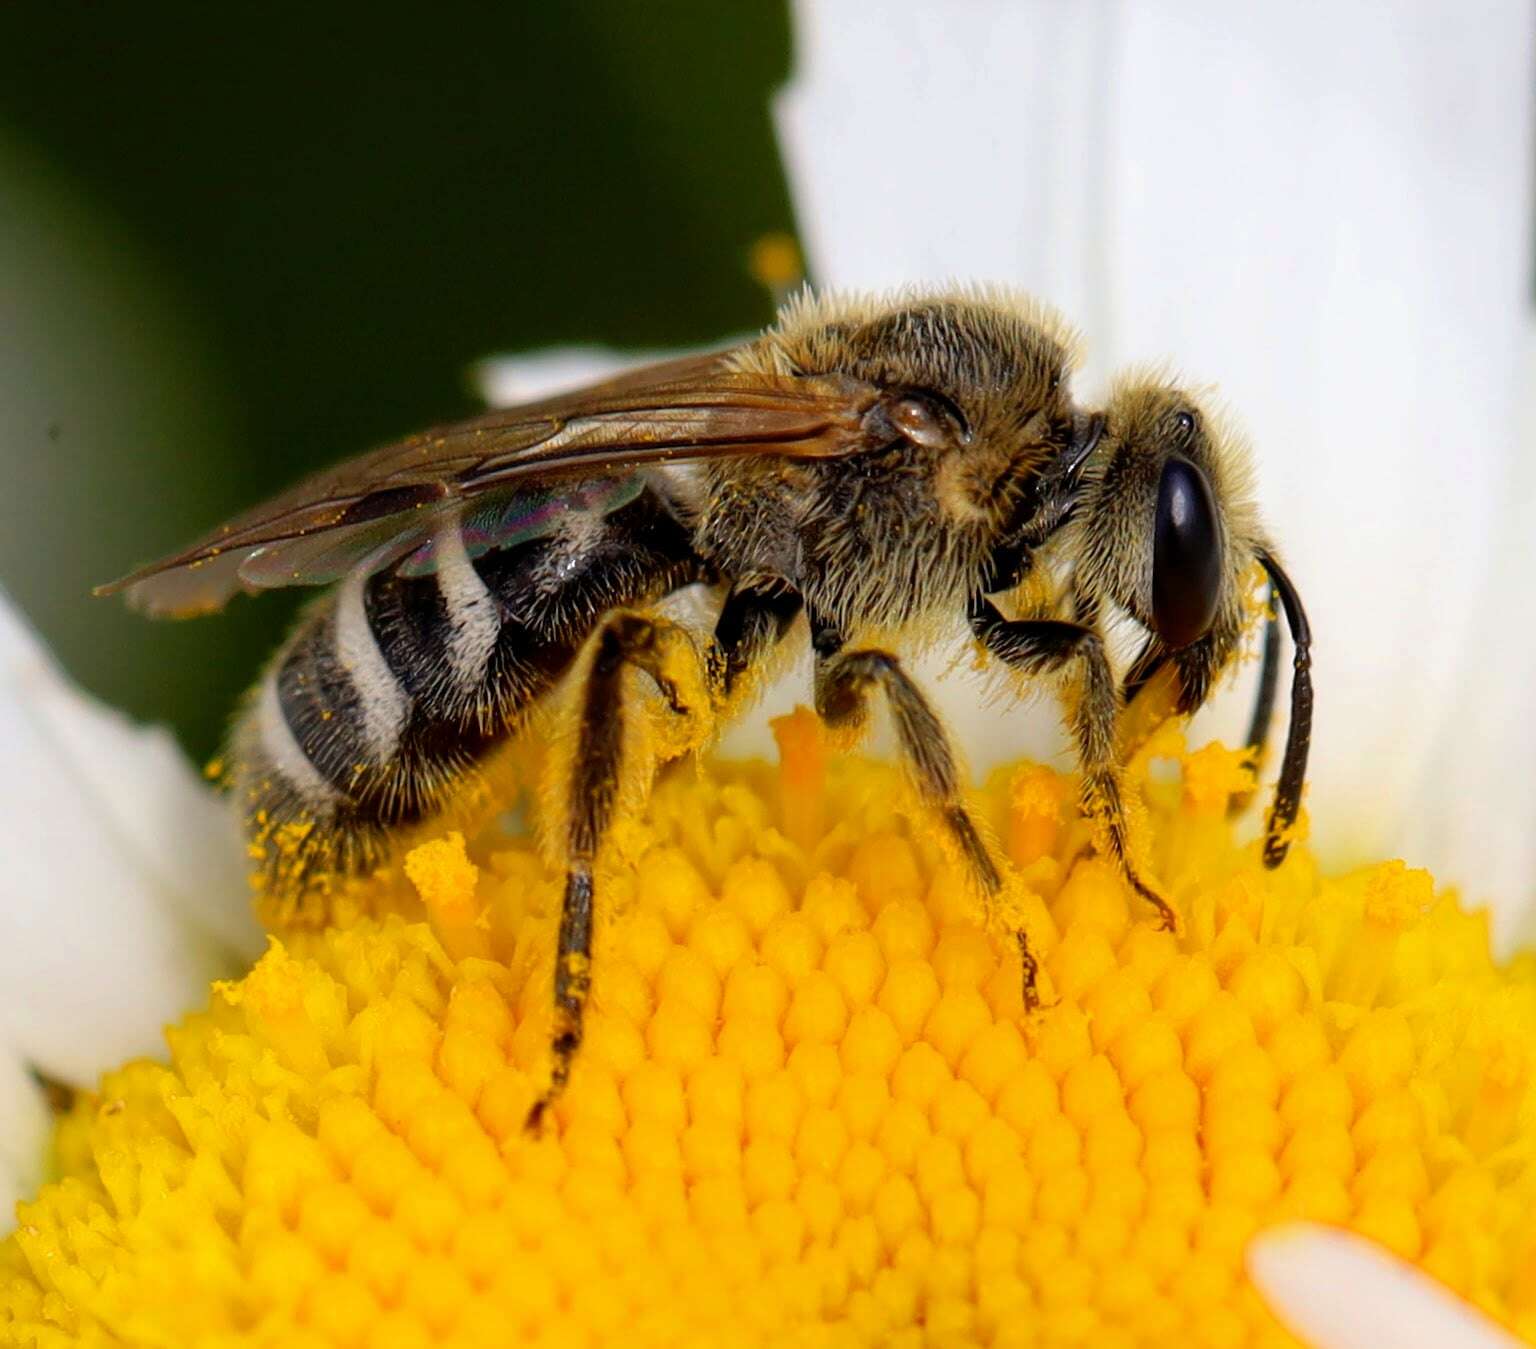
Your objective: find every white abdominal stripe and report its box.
[254,673,341,811]
[431,519,501,693]
[333,568,412,762]
[250,518,511,820]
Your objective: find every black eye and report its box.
[1152,456,1223,648]
[1174,410,1197,438]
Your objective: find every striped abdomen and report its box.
[233,482,705,892]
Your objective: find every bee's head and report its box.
[1081,376,1312,870]
[1076,379,1265,659]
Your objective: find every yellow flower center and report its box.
[3,713,1535,1347]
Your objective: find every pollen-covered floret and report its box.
[2,714,1534,1348]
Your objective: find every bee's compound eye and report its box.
[1151,456,1223,648]
[889,395,954,449]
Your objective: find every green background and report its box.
[0,2,797,759]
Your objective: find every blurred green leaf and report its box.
[0,0,797,758]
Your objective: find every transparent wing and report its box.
[98,350,880,616]
[228,476,648,591]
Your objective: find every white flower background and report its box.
[1,3,1530,1344]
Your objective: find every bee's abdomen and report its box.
[236,485,704,887]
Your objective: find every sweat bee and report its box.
[101,287,1312,1127]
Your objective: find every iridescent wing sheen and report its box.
[394,477,646,579]
[219,476,652,594]
[98,350,881,617]
[218,477,648,591]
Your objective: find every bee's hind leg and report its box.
[525,612,704,1133]
[809,620,1045,1009]
[970,598,1178,932]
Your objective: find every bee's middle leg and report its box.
[810,628,1045,1009]
[970,598,1177,931]
[525,612,704,1132]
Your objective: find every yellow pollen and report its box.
[747,232,805,295]
[1363,858,1433,930]
[3,715,1535,1347]
[404,832,491,963]
[1180,743,1255,816]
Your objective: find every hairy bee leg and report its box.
[525,612,702,1133]
[971,599,1177,932]
[1120,635,1166,712]
[1229,593,1281,814]
[1122,591,1282,819]
[709,579,803,698]
[811,633,1042,1009]
[815,646,1001,890]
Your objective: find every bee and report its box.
[101,287,1312,1127]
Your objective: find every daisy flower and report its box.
[4,713,1534,1346]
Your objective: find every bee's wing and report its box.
[98,351,881,617]
[228,474,654,594]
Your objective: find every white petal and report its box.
[776,1,1116,323]
[778,0,1536,941]
[4,599,258,957]
[1410,326,1536,954]
[0,1049,49,1228]
[474,345,701,408]
[0,589,250,1083]
[1249,1223,1521,1349]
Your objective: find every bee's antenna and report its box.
[1256,551,1313,866]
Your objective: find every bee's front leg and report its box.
[1122,596,1279,813]
[1120,565,1310,867]
[969,597,1177,932]
[1224,593,1281,815]
[809,620,1045,1010]
[525,612,706,1133]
